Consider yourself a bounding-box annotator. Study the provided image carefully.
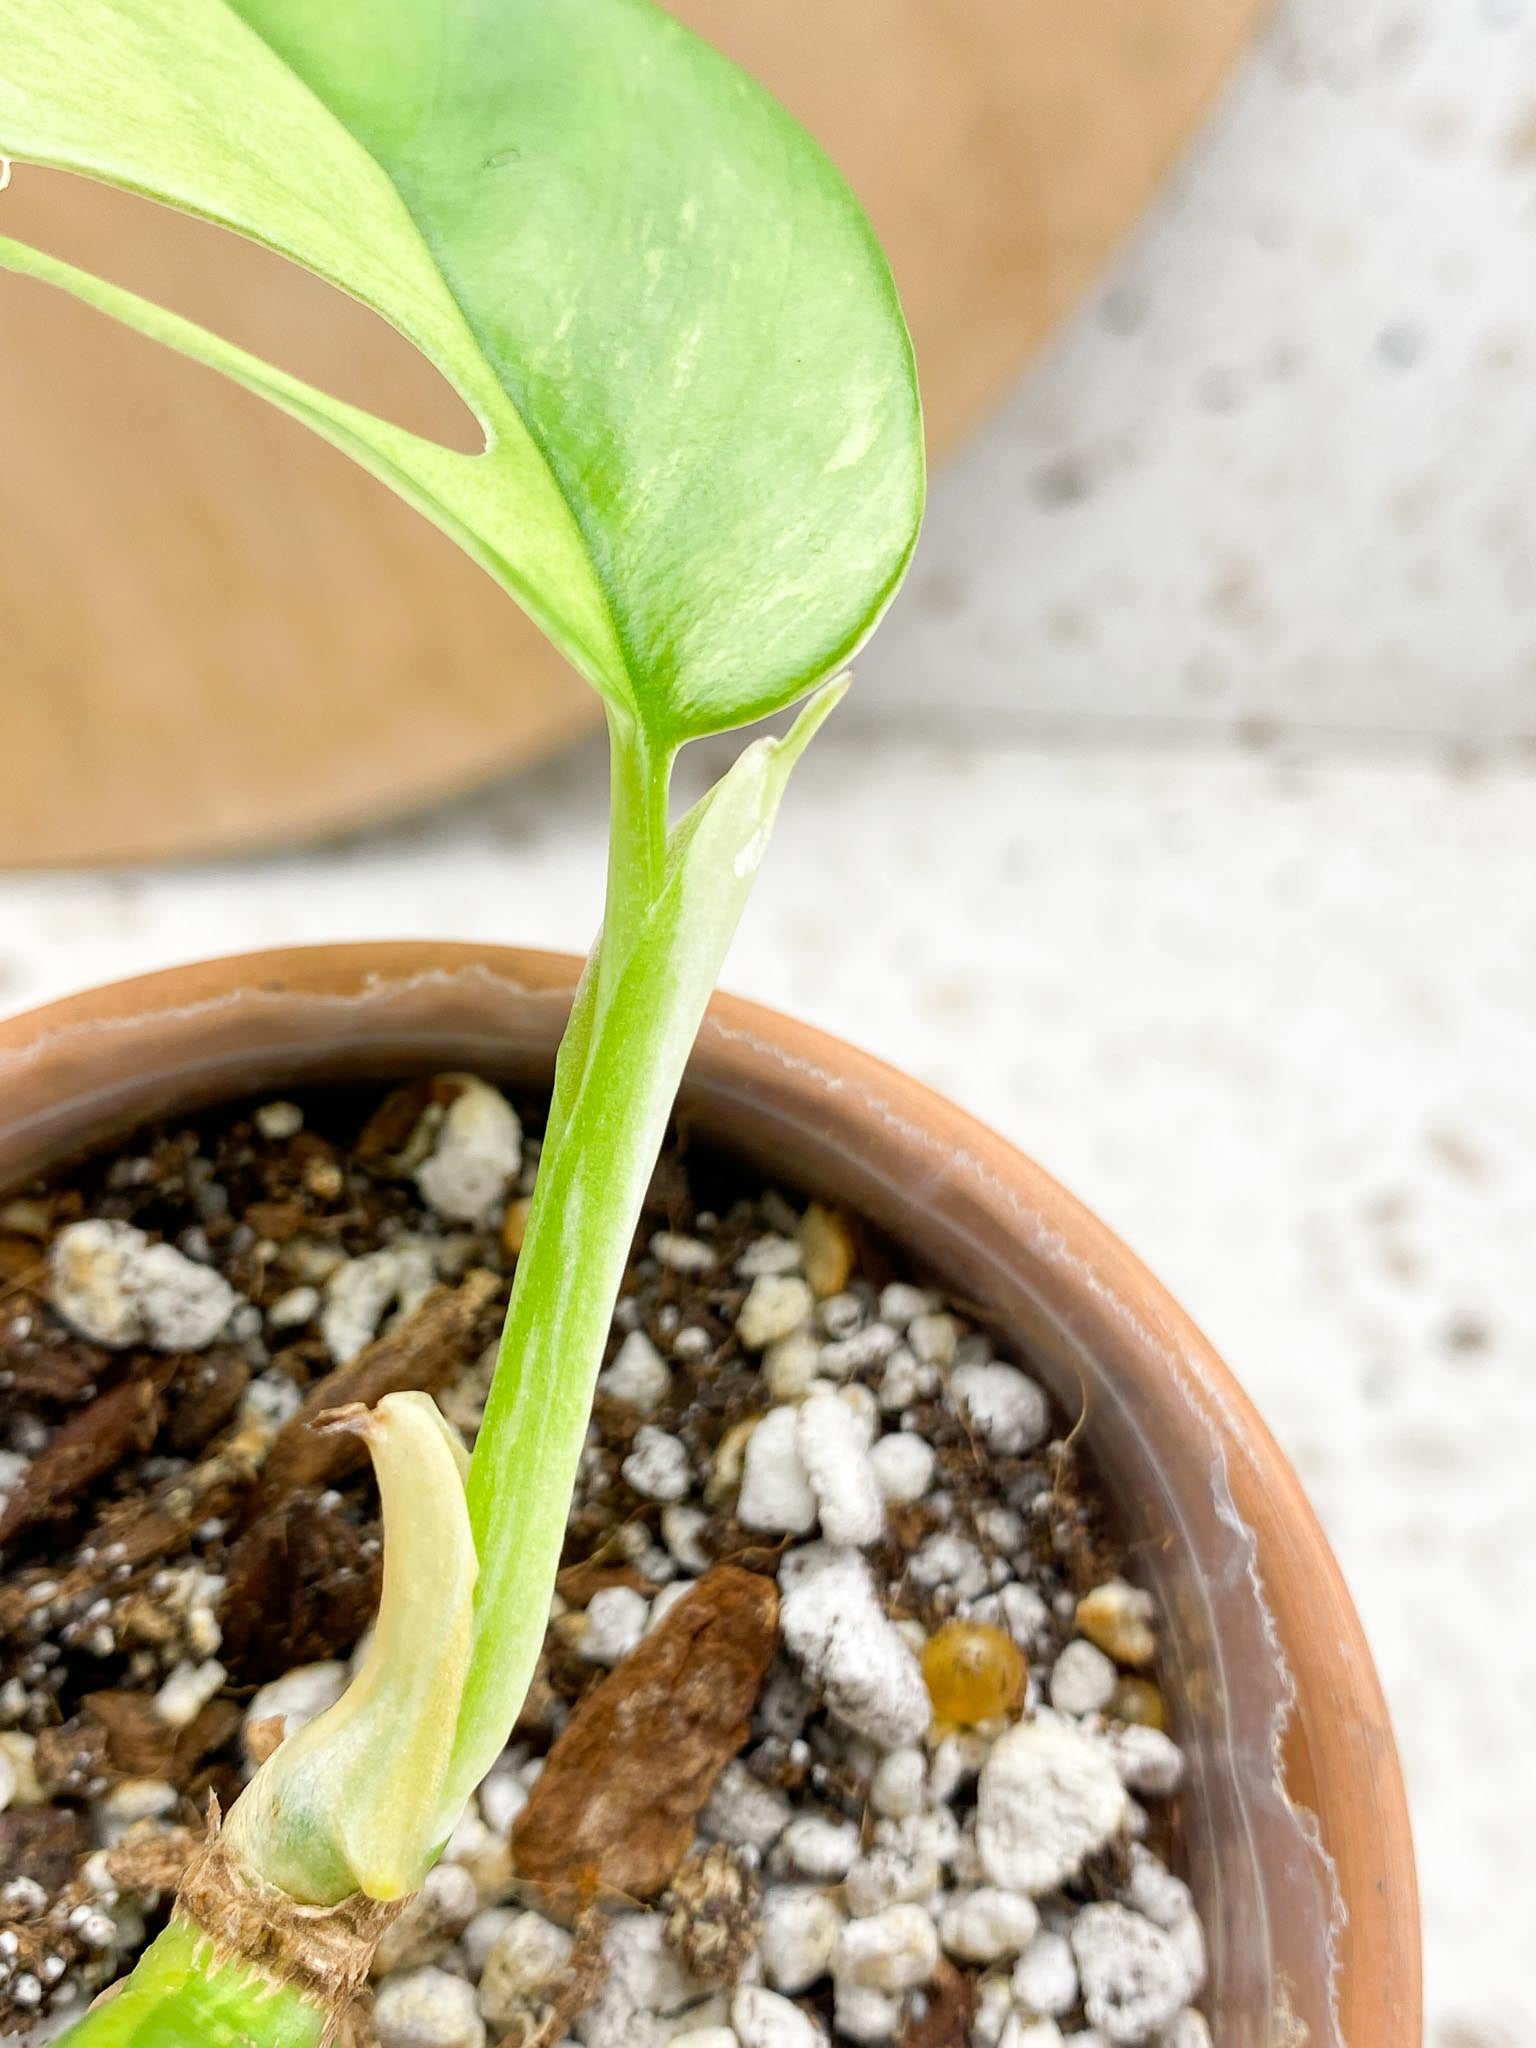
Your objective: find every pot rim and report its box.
[0,942,1421,2046]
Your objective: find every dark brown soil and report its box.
[0,1080,1142,2040]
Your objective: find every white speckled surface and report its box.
[4,0,1534,2038]
[1,732,1530,2043]
[880,0,1536,742]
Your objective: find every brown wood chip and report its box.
[0,1370,166,1546]
[104,1824,202,1896]
[0,1400,272,1643]
[552,1557,649,1607]
[33,1714,111,1799]
[219,1486,382,1681]
[0,1806,90,1890]
[899,1959,977,2048]
[0,1299,109,1406]
[355,1077,456,1166]
[243,1268,500,1520]
[163,1348,250,1457]
[243,1200,306,1244]
[84,1690,243,1785]
[511,1565,779,1919]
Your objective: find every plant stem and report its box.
[53,1921,328,2048]
[441,718,680,1811]
[601,713,672,980]
[442,684,841,1812]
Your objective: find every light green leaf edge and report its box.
[0,0,924,744]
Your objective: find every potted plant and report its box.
[0,5,1417,2046]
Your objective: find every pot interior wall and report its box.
[0,954,1356,2048]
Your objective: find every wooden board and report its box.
[0,1,1265,866]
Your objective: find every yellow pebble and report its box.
[921,1621,1027,1726]
[798,1202,855,1299]
[1076,1578,1158,1668]
[1110,1676,1166,1730]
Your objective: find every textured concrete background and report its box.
[874,0,1536,745]
[3,1,1533,2042]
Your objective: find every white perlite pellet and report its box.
[1011,1930,1079,2017]
[777,1546,930,1750]
[152,1658,226,1730]
[321,1239,437,1363]
[651,1231,717,1274]
[730,1984,827,2048]
[949,1362,1050,1455]
[477,1911,574,2026]
[834,1904,941,1993]
[661,1503,712,1574]
[779,1813,860,1882]
[843,1837,942,1918]
[243,1660,347,1763]
[938,1887,1040,1964]
[476,1763,529,1835]
[49,1220,238,1351]
[1070,1904,1192,2043]
[973,1583,1053,1654]
[1094,1721,1186,1796]
[1124,1849,1194,1930]
[816,1292,864,1339]
[737,1408,818,1535]
[998,2020,1067,2048]
[973,1976,1016,2048]
[669,2031,740,2048]
[876,1347,936,1411]
[836,1383,880,1445]
[869,1431,935,1504]
[758,1887,844,1995]
[246,1371,303,1426]
[736,1234,803,1279]
[817,1323,900,1379]
[868,1746,925,1819]
[976,1718,1129,1895]
[0,1451,29,1511]
[876,1283,935,1329]
[374,1968,487,2048]
[579,1586,650,1665]
[764,1333,821,1402]
[459,1905,520,1979]
[700,1761,793,1853]
[578,1913,709,2048]
[832,1983,903,2043]
[909,1532,988,1599]
[621,1426,692,1503]
[1158,2010,1213,2048]
[906,1311,961,1367]
[415,1077,522,1225]
[795,1390,883,1547]
[267,1284,319,1331]
[600,1330,671,1411]
[736,1275,815,1350]
[1049,1640,1119,1717]
[254,1100,304,1140]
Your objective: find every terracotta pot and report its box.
[0,943,1419,2047]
